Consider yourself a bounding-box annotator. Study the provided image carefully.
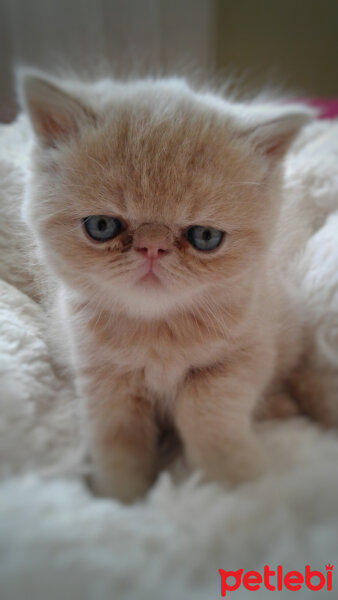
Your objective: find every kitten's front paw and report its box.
[218,449,267,485]
[188,443,267,487]
[89,465,153,503]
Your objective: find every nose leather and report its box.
[133,223,173,254]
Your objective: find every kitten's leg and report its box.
[254,391,301,420]
[288,365,338,428]
[82,370,158,502]
[175,362,268,485]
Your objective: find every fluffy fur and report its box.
[18,71,334,502]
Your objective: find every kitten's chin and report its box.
[122,289,180,319]
[110,282,191,320]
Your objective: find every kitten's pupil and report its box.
[202,229,212,241]
[98,219,107,232]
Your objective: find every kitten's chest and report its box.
[118,331,225,399]
[144,349,186,399]
[76,305,227,401]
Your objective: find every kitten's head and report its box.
[19,71,311,319]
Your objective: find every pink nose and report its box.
[135,243,169,259]
[133,223,173,259]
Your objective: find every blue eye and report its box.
[83,216,122,242]
[185,226,224,251]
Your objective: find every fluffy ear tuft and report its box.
[17,69,95,147]
[241,106,314,160]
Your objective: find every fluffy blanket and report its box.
[0,116,338,600]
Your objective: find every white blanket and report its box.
[0,116,338,600]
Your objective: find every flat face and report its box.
[27,85,276,319]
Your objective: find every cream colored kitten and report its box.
[19,71,313,502]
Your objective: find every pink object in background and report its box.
[296,98,338,119]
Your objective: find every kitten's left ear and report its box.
[240,106,313,160]
[17,69,96,148]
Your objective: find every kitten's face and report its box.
[23,78,309,319]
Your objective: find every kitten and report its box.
[18,70,312,502]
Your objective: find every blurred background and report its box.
[0,0,337,122]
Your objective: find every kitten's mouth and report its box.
[138,271,162,285]
[136,265,164,288]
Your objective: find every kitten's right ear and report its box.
[17,69,95,148]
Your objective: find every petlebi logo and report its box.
[218,564,334,596]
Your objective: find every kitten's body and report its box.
[19,73,322,501]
